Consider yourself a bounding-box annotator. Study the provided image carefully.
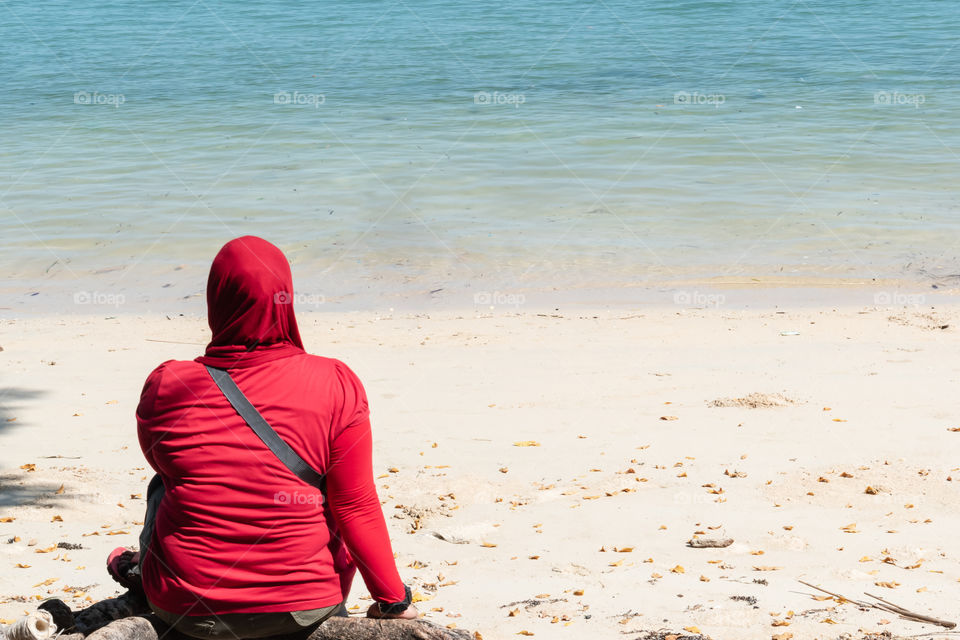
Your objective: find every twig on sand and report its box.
[863,592,956,630]
[798,580,956,629]
[797,580,869,606]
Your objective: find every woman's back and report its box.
[137,352,369,615]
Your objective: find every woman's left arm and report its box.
[326,417,415,617]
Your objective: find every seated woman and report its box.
[122,236,416,639]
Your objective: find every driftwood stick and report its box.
[39,593,152,636]
[863,592,956,629]
[686,538,733,549]
[798,581,956,630]
[36,605,474,640]
[82,616,183,640]
[309,617,473,640]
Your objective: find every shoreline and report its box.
[2,306,959,638]
[2,274,956,318]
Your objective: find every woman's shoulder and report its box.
[294,354,365,386]
[296,353,354,371]
[137,360,206,422]
[148,358,204,377]
[141,359,209,392]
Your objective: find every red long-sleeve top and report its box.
[136,353,405,615]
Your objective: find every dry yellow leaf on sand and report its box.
[480,542,497,548]
[875,581,900,588]
[573,589,584,596]
[670,565,685,573]
[15,563,31,568]
[51,515,63,522]
[684,626,701,633]
[753,566,783,571]
[659,416,679,421]
[0,517,14,523]
[517,631,534,636]
[513,441,541,447]
[772,633,794,640]
[822,618,838,624]
[20,463,36,472]
[772,620,790,627]
[55,484,65,495]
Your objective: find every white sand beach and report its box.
[1,305,959,639]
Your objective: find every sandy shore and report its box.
[1,306,959,639]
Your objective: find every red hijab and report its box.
[195,236,305,369]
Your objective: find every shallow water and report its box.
[2,0,959,312]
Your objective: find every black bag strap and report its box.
[206,365,326,498]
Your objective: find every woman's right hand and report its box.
[366,603,419,620]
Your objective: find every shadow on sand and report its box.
[0,472,76,508]
[0,387,72,508]
[0,386,47,431]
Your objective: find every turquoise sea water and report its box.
[2,0,960,312]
